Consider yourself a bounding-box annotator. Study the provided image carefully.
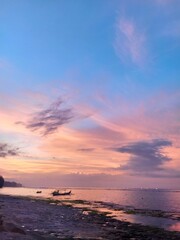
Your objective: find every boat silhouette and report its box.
[51,190,71,196]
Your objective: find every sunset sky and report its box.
[0,0,180,188]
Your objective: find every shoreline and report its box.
[0,194,180,239]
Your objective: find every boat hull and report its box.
[52,190,71,196]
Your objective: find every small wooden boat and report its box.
[36,191,42,194]
[51,190,71,196]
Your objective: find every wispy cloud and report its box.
[0,143,19,158]
[155,0,174,5]
[17,97,75,135]
[114,16,146,66]
[77,148,95,152]
[112,139,172,173]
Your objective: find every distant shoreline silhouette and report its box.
[0,176,4,188]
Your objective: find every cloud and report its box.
[8,171,180,188]
[0,143,19,158]
[17,97,75,135]
[138,169,180,178]
[112,139,172,173]
[155,0,174,5]
[114,16,146,66]
[77,148,95,152]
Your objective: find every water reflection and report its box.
[0,187,180,232]
[112,211,180,231]
[168,222,180,231]
[70,201,180,232]
[1,187,180,212]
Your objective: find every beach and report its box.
[0,194,180,240]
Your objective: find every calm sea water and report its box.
[0,187,180,212]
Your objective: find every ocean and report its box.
[1,187,180,231]
[1,187,180,212]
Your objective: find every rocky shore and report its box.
[0,194,180,239]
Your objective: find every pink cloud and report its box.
[1,86,179,182]
[114,17,146,66]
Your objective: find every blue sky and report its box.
[1,1,180,95]
[0,0,180,188]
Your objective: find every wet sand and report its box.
[0,194,180,239]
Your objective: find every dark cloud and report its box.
[0,143,19,158]
[17,98,75,135]
[112,139,172,173]
[136,170,180,178]
[77,148,95,152]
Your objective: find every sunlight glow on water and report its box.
[168,222,180,231]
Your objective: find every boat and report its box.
[36,191,42,194]
[51,190,71,196]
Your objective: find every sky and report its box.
[0,0,180,188]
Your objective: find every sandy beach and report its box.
[0,194,180,240]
